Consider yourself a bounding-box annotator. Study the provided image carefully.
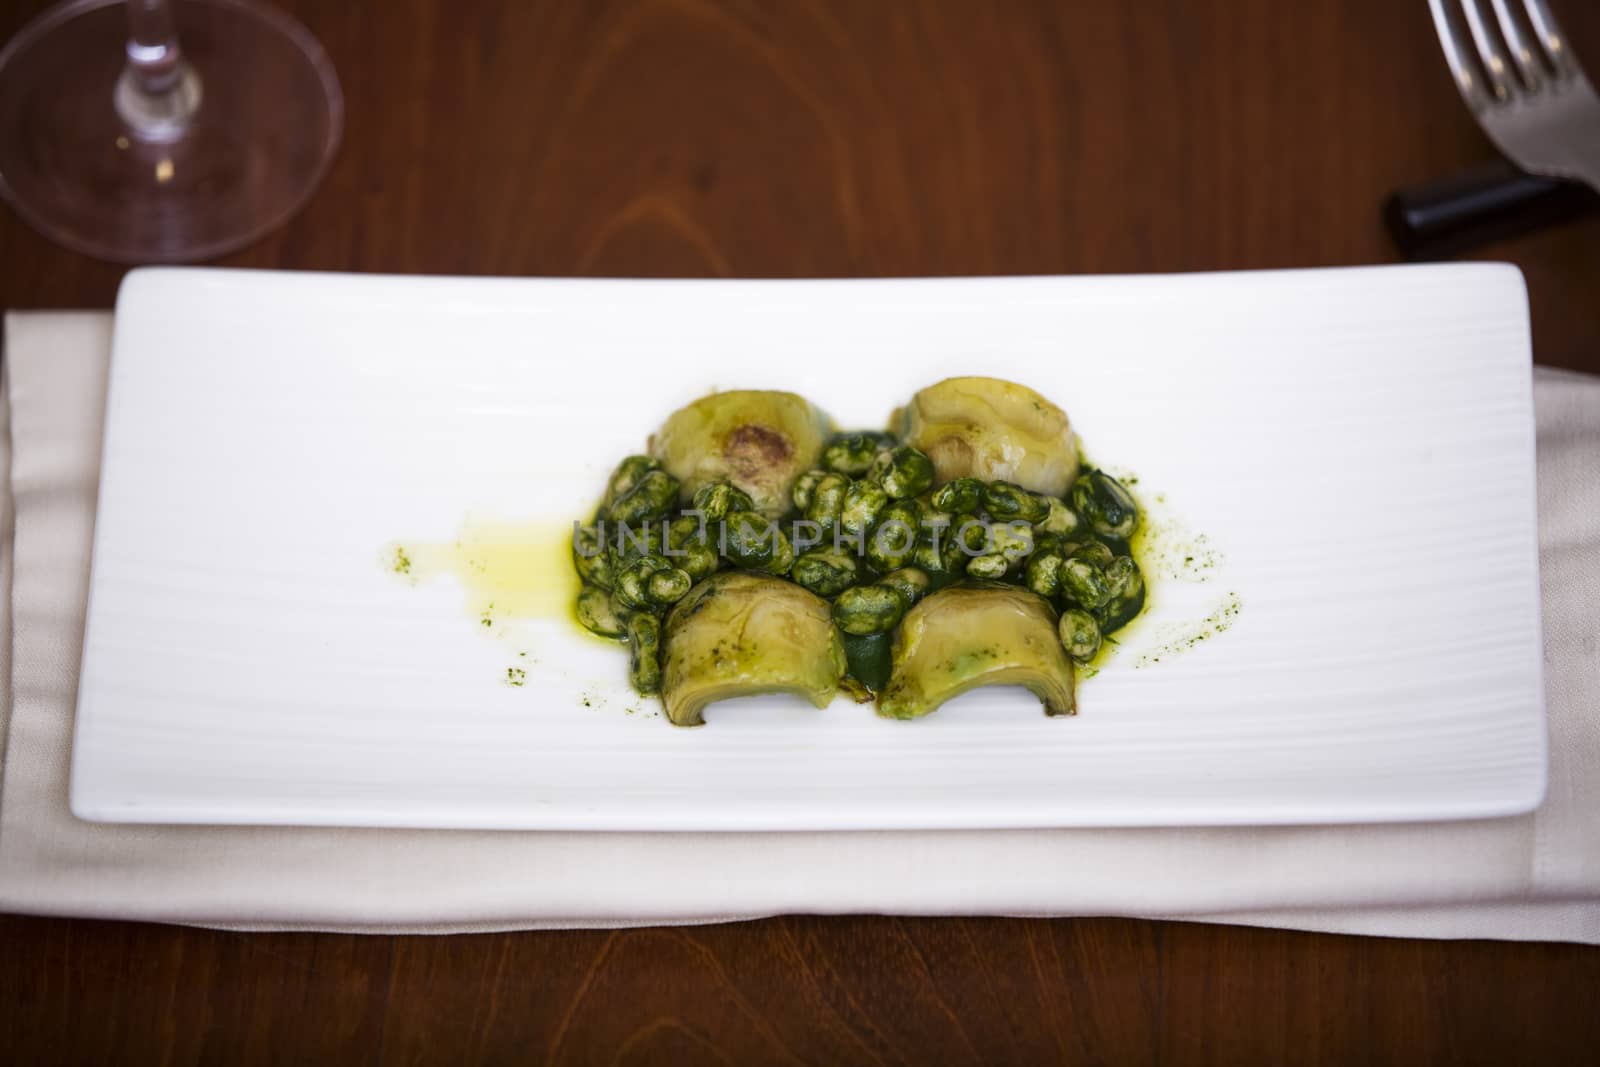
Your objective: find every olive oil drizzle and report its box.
[388,518,580,631]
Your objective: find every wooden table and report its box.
[2,1,1597,1061]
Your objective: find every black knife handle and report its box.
[1384,160,1599,260]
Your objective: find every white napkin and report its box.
[2,311,1597,941]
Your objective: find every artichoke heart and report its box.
[650,390,831,518]
[901,376,1078,497]
[878,582,1076,720]
[661,571,848,726]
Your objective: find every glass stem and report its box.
[116,0,201,141]
[125,0,183,94]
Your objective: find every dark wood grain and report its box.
[2,0,1598,1062]
[1,915,1599,1065]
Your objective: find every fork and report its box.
[1386,0,1600,258]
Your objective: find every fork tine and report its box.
[1459,0,1517,101]
[1520,0,1579,78]
[1487,0,1543,90]
[1428,0,1497,109]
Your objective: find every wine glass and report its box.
[0,0,341,263]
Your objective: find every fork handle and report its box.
[1384,160,1599,260]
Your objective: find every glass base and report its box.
[0,0,342,263]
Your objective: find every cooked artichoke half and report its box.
[661,571,848,727]
[650,390,831,518]
[878,582,1076,720]
[900,377,1078,497]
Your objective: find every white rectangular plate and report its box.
[71,265,1546,830]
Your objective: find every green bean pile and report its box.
[573,430,1146,698]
